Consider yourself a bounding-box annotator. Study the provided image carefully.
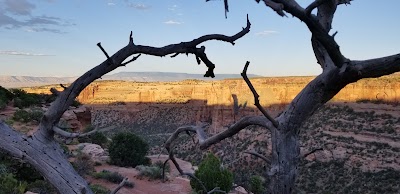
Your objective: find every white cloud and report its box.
[107,2,116,6]
[168,4,178,11]
[0,50,54,56]
[164,20,182,25]
[130,3,151,10]
[3,0,35,16]
[255,30,278,36]
[0,1,75,33]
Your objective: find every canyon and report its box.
[23,74,400,193]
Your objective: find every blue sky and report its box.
[0,0,399,77]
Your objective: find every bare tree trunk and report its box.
[0,122,92,194]
[268,68,347,193]
[269,128,299,194]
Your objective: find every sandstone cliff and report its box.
[75,75,400,106]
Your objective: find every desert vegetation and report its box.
[1,0,400,194]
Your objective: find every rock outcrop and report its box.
[77,143,109,163]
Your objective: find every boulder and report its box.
[77,143,109,163]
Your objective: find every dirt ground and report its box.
[87,155,193,194]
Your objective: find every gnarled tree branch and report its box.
[164,117,272,193]
[0,16,251,194]
[255,0,286,17]
[252,0,347,67]
[43,16,251,143]
[241,61,279,128]
[346,53,400,80]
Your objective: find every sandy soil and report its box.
[87,156,193,194]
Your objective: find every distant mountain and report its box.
[0,72,261,88]
[0,76,77,88]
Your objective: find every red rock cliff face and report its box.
[78,75,399,132]
[77,75,400,106]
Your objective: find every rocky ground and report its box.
[8,74,400,193]
[87,101,400,194]
[0,104,197,194]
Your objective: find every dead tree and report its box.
[165,1,400,193]
[0,17,251,193]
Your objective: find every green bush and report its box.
[0,173,27,194]
[26,180,56,194]
[12,109,43,123]
[249,175,266,194]
[13,110,31,122]
[0,99,6,110]
[136,165,163,180]
[0,86,14,110]
[190,153,234,194]
[154,160,170,173]
[92,170,134,188]
[90,184,110,194]
[78,132,109,148]
[93,170,124,184]
[13,95,40,109]
[136,160,171,180]
[108,132,149,167]
[90,132,108,146]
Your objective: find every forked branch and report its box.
[165,117,273,193]
[45,16,251,138]
[305,0,326,15]
[53,125,116,139]
[241,61,279,128]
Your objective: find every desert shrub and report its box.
[26,180,56,194]
[248,175,266,194]
[0,99,6,110]
[92,170,134,188]
[90,184,110,194]
[13,110,31,122]
[136,160,171,180]
[78,132,109,148]
[108,132,149,167]
[0,86,13,97]
[190,153,234,194]
[12,90,41,109]
[71,153,94,176]
[0,153,42,183]
[92,170,124,183]
[29,109,44,122]
[0,86,14,109]
[90,132,108,146]
[136,165,163,180]
[12,109,43,123]
[0,173,27,194]
[154,160,170,173]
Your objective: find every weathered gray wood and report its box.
[0,122,92,194]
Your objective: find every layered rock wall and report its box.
[77,76,400,106]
